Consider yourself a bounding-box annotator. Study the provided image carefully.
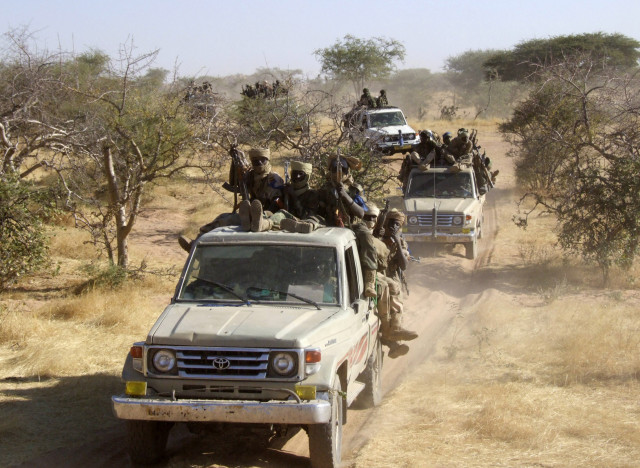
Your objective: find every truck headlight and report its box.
[452,216,463,225]
[408,216,418,225]
[151,349,176,373]
[270,352,297,377]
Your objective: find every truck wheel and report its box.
[358,339,383,408]
[308,376,343,468]
[465,238,478,260]
[126,420,172,465]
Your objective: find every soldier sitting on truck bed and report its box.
[266,160,325,233]
[399,130,455,193]
[178,147,284,252]
[357,88,377,108]
[447,128,473,160]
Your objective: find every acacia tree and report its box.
[501,56,640,282]
[59,43,221,269]
[314,35,406,97]
[485,33,640,82]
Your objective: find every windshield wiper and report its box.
[193,277,251,305]
[247,286,321,310]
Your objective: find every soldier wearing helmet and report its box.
[358,88,377,108]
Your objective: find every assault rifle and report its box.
[283,160,291,212]
[470,129,494,191]
[222,144,251,212]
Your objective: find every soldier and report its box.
[442,131,452,147]
[273,161,324,233]
[377,89,389,107]
[358,88,377,108]
[399,130,454,192]
[377,208,418,347]
[447,128,473,160]
[362,204,415,358]
[178,148,284,251]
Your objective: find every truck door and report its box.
[344,245,374,381]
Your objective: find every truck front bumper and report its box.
[112,395,331,424]
[404,231,475,243]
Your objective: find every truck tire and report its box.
[126,420,172,465]
[357,339,383,408]
[308,376,343,468]
[465,238,477,260]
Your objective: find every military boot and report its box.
[250,200,272,232]
[387,313,418,342]
[238,200,251,231]
[385,340,409,359]
[280,218,314,233]
[363,269,377,298]
[178,236,192,253]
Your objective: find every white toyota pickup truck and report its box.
[112,226,383,467]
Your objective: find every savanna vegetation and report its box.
[1,29,640,467]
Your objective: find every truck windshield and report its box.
[368,111,406,128]
[178,244,339,305]
[407,172,475,198]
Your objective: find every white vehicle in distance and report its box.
[345,106,419,154]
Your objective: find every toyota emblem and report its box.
[212,357,231,370]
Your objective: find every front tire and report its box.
[465,238,478,260]
[357,339,383,408]
[126,420,173,465]
[308,376,344,468]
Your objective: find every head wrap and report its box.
[385,208,405,226]
[290,160,312,175]
[249,148,271,160]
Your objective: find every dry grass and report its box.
[0,277,173,378]
[351,289,640,467]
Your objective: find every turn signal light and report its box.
[305,349,321,363]
[130,345,143,358]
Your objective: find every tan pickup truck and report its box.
[112,226,383,467]
[394,164,485,259]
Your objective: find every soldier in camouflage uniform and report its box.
[447,128,473,160]
[358,88,377,108]
[376,208,418,348]
[272,161,324,233]
[362,204,415,358]
[376,89,389,107]
[178,148,284,252]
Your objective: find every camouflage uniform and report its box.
[377,209,417,347]
[447,128,473,159]
[178,148,284,251]
[274,161,324,233]
[358,88,377,108]
[377,90,389,107]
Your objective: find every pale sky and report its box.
[5,0,640,78]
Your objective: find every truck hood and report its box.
[147,303,342,348]
[404,197,478,213]
[368,124,415,135]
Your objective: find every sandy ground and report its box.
[10,132,515,467]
